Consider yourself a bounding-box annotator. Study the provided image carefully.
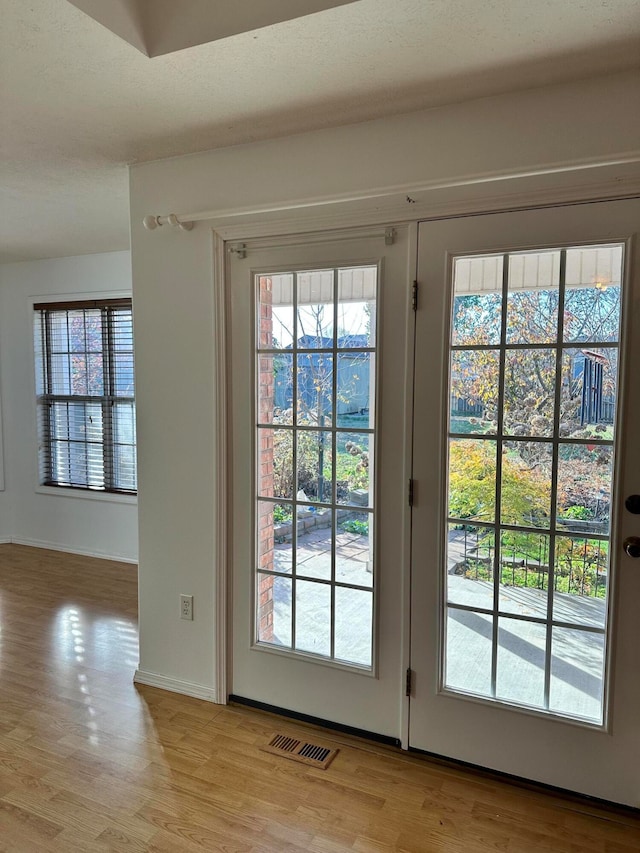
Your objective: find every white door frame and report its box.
[208,180,640,729]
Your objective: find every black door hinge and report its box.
[408,478,414,507]
[406,667,413,697]
[412,280,418,311]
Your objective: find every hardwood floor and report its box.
[0,543,638,852]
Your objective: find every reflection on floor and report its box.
[1,543,639,851]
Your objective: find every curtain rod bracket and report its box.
[143,214,194,232]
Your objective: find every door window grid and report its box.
[255,267,377,669]
[443,244,623,723]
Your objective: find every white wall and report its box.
[129,71,640,699]
[0,350,9,541]
[0,251,138,562]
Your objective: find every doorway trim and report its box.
[209,177,640,709]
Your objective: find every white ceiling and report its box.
[1,0,639,263]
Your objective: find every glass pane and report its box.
[254,265,378,668]
[496,617,546,708]
[257,573,291,648]
[258,428,293,500]
[50,353,71,394]
[296,270,334,348]
[51,402,103,443]
[503,349,556,437]
[506,251,560,344]
[450,350,499,435]
[498,530,549,619]
[69,309,93,352]
[49,313,70,353]
[258,353,293,425]
[113,444,136,491]
[336,511,372,587]
[112,310,132,352]
[257,273,294,350]
[296,353,333,426]
[69,442,88,486]
[448,438,497,524]
[51,440,70,484]
[295,580,331,657]
[553,536,608,629]
[296,508,332,581]
[452,255,503,346]
[86,443,105,487]
[335,587,372,667]
[70,356,88,395]
[258,501,292,575]
[113,354,134,396]
[297,430,332,504]
[500,441,552,529]
[34,318,45,395]
[335,432,372,508]
[87,355,104,394]
[564,245,622,344]
[560,348,618,440]
[337,352,374,425]
[549,627,605,722]
[113,403,135,445]
[447,524,495,611]
[337,266,376,348]
[445,608,493,696]
[557,444,612,536]
[51,402,70,440]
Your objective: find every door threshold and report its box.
[228,695,401,748]
[229,695,638,818]
[407,745,639,819]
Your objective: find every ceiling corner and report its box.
[66,0,149,55]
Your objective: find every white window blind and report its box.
[34,299,136,494]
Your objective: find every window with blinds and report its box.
[34,299,136,494]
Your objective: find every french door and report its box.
[228,228,413,738]
[410,199,640,806]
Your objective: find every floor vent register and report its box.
[261,733,339,769]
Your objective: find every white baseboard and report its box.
[134,669,219,703]
[9,537,138,565]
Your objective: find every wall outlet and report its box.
[180,594,193,621]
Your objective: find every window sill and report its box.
[35,485,137,505]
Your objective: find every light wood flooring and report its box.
[0,543,638,852]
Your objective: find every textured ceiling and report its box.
[67,0,360,56]
[1,0,639,263]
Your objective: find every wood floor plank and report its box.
[0,543,639,852]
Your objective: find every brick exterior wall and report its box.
[257,277,275,642]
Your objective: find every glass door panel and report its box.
[444,244,622,724]
[255,266,377,668]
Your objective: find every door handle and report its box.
[625,495,640,514]
[623,537,640,558]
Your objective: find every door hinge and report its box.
[408,478,414,507]
[412,280,418,311]
[405,667,413,697]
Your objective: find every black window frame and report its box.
[34,298,137,495]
